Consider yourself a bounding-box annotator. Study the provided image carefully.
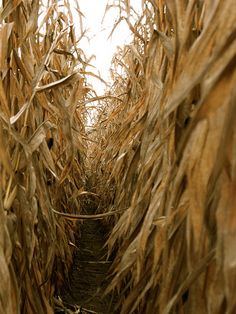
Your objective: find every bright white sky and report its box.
[75,0,142,94]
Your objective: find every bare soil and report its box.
[58,205,118,314]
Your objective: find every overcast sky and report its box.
[77,0,142,93]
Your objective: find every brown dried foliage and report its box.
[92,0,236,313]
[0,1,90,313]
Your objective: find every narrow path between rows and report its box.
[58,205,117,314]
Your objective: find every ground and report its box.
[58,204,118,314]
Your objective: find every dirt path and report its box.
[58,206,117,314]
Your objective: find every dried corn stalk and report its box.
[93,0,236,313]
[0,0,90,312]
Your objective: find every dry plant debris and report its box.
[0,0,236,314]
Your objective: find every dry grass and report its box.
[91,1,236,313]
[0,1,91,312]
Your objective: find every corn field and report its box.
[0,0,236,313]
